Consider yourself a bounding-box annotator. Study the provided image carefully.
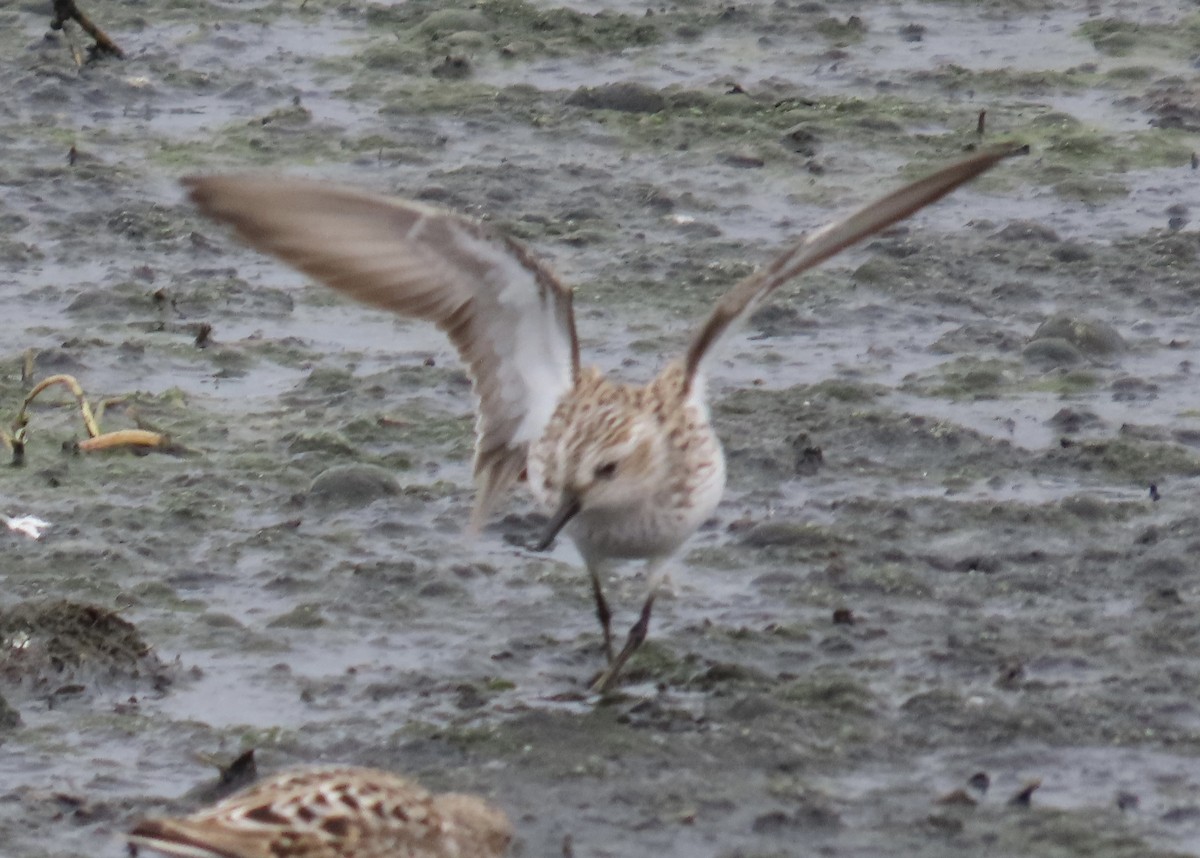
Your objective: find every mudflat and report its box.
[2,2,1200,856]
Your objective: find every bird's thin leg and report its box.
[590,559,667,692]
[592,593,655,693]
[587,562,614,663]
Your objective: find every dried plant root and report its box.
[19,374,101,438]
[77,429,168,453]
[8,373,179,461]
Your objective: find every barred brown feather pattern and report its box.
[127,766,512,858]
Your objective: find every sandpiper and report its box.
[127,765,512,858]
[185,143,1020,690]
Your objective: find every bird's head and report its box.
[528,375,670,551]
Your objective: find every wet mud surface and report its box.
[4,0,1200,855]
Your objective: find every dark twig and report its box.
[50,0,124,63]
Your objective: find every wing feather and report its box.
[128,818,272,858]
[684,143,1027,386]
[183,176,580,527]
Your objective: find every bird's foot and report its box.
[588,664,623,694]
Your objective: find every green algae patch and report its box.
[807,379,887,403]
[814,16,866,46]
[848,562,935,598]
[284,429,359,459]
[1052,437,1200,483]
[740,521,852,554]
[1051,175,1130,204]
[1078,19,1142,57]
[778,674,874,716]
[912,63,1093,95]
[975,116,1192,202]
[616,639,694,687]
[566,88,968,168]
[1105,65,1160,83]
[685,546,751,571]
[1028,370,1100,396]
[1078,16,1200,59]
[359,0,662,68]
[901,357,1022,400]
[384,405,474,458]
[152,116,353,168]
[267,603,326,629]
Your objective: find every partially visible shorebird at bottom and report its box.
[127,765,512,858]
[184,143,1023,691]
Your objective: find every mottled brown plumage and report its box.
[127,766,512,858]
[184,144,1022,689]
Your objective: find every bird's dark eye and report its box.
[594,462,618,480]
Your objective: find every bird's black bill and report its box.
[532,496,581,552]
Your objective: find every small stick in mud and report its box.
[976,109,986,137]
[20,349,35,385]
[1008,779,1041,807]
[50,0,125,64]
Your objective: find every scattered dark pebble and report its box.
[566,82,667,114]
[1142,587,1183,611]
[1135,554,1190,581]
[831,607,855,625]
[996,659,1024,688]
[1008,779,1041,807]
[790,433,823,475]
[780,124,819,155]
[720,149,765,169]
[1116,791,1140,811]
[0,692,20,730]
[1051,242,1093,263]
[1046,407,1104,434]
[924,813,964,834]
[935,788,976,806]
[431,54,471,80]
[748,303,815,338]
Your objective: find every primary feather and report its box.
[183,177,579,528]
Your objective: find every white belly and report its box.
[568,442,725,565]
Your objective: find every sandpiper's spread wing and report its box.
[184,176,580,527]
[127,766,512,858]
[684,143,1026,387]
